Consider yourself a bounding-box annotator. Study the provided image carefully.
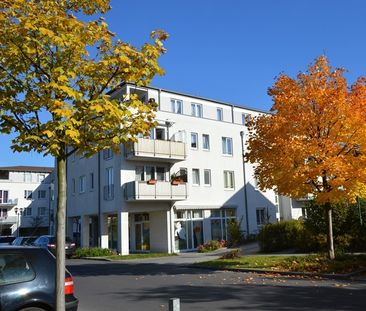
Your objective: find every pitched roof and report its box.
[0,166,54,173]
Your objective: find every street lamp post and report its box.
[14,207,23,237]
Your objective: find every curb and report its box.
[188,264,366,280]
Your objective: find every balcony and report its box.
[0,198,18,207]
[0,215,17,225]
[125,138,186,163]
[125,181,188,201]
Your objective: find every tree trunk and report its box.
[56,157,66,310]
[326,203,335,260]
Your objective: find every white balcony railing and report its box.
[125,138,186,162]
[0,198,18,206]
[125,181,188,201]
[0,215,17,225]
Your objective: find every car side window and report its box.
[0,254,35,285]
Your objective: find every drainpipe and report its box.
[98,152,101,247]
[231,105,234,123]
[240,131,250,236]
[158,88,161,111]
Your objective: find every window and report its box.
[103,148,113,160]
[0,208,8,218]
[202,134,210,151]
[224,171,234,189]
[216,108,223,121]
[204,169,211,186]
[145,166,155,180]
[90,173,94,190]
[0,190,9,204]
[72,178,76,194]
[38,190,46,199]
[38,207,46,216]
[242,113,252,126]
[191,133,198,149]
[24,190,32,199]
[135,166,144,181]
[0,170,9,180]
[171,99,183,114]
[222,137,233,155]
[179,168,188,182]
[38,174,46,182]
[79,176,86,193]
[192,169,200,185]
[191,103,202,118]
[24,207,32,216]
[105,167,114,200]
[24,173,32,183]
[156,167,165,181]
[256,208,266,226]
[210,208,236,241]
[0,254,35,285]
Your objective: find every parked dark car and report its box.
[0,236,16,246]
[32,235,76,258]
[0,246,78,311]
[11,236,38,246]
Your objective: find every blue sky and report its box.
[1,0,366,167]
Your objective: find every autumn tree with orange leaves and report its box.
[246,56,366,259]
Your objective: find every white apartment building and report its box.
[0,166,55,237]
[66,83,280,254]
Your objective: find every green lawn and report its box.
[104,253,177,261]
[197,254,366,274]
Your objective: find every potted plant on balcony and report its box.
[147,179,157,185]
[170,173,183,185]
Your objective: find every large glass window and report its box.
[174,210,204,251]
[210,208,236,241]
[222,137,233,155]
[171,99,183,114]
[191,103,203,118]
[191,133,198,149]
[202,134,210,150]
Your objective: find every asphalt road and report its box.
[67,258,366,311]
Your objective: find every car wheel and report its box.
[19,307,48,311]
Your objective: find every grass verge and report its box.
[103,253,177,261]
[196,254,366,274]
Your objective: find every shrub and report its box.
[257,220,304,252]
[197,240,226,253]
[220,249,241,259]
[74,247,116,258]
[227,218,245,247]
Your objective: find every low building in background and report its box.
[0,166,55,237]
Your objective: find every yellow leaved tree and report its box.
[0,0,167,309]
[246,56,366,259]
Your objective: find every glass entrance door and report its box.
[134,213,150,251]
[174,210,204,251]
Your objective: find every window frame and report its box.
[192,169,200,186]
[223,170,235,189]
[203,169,211,186]
[190,132,198,149]
[171,98,183,114]
[222,137,233,156]
[216,108,223,121]
[191,102,203,118]
[202,134,210,151]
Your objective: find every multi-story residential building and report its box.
[0,166,55,236]
[66,83,279,254]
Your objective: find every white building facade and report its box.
[0,166,54,237]
[66,84,280,254]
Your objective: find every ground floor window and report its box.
[210,208,236,241]
[108,215,118,249]
[134,213,150,251]
[174,210,204,251]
